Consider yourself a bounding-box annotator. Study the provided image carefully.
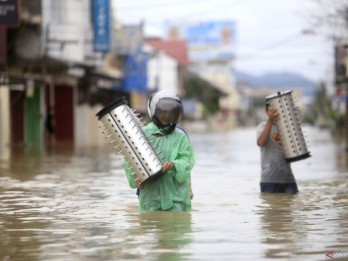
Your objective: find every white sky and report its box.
[112,0,334,83]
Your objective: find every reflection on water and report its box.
[258,190,348,260]
[258,194,300,259]
[0,126,348,260]
[125,211,193,260]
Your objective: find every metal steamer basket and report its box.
[96,97,163,184]
[265,90,311,163]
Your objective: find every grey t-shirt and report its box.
[256,122,296,184]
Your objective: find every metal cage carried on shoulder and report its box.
[265,90,311,163]
[96,97,164,185]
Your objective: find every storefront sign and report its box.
[0,0,20,27]
[92,0,110,52]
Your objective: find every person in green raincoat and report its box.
[124,90,195,212]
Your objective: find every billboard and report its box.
[166,20,236,62]
[92,0,110,52]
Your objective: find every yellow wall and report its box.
[0,86,10,160]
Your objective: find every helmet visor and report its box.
[155,98,182,125]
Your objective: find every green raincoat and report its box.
[124,122,195,211]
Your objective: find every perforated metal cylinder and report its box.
[266,90,311,162]
[96,97,163,184]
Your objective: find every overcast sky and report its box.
[112,0,334,83]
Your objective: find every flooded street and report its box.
[1,126,348,260]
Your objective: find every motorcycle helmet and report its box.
[147,90,183,134]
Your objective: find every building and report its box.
[166,20,242,129]
[145,38,189,96]
[0,0,133,153]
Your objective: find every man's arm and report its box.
[257,109,279,147]
[257,120,273,147]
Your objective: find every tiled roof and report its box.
[146,38,189,65]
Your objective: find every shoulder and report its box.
[257,121,267,131]
[143,122,155,131]
[174,126,190,138]
[175,126,188,134]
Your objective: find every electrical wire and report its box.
[235,29,332,59]
[115,0,255,22]
[113,0,218,11]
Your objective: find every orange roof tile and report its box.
[146,38,189,65]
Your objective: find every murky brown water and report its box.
[1,127,348,260]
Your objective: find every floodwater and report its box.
[0,126,348,261]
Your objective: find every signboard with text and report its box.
[121,50,148,93]
[92,0,110,52]
[0,0,21,27]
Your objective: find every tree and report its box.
[310,1,348,141]
[304,82,344,132]
[183,74,224,118]
[310,0,348,42]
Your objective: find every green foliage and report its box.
[304,82,345,132]
[183,76,222,117]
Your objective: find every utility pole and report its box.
[345,44,348,152]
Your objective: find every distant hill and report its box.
[235,71,319,97]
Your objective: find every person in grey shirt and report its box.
[256,102,298,194]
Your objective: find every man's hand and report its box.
[134,178,143,189]
[162,161,174,172]
[272,133,282,147]
[267,108,279,123]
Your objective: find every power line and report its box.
[237,31,331,59]
[115,0,256,22]
[235,52,331,61]
[113,0,216,11]
[172,0,253,20]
